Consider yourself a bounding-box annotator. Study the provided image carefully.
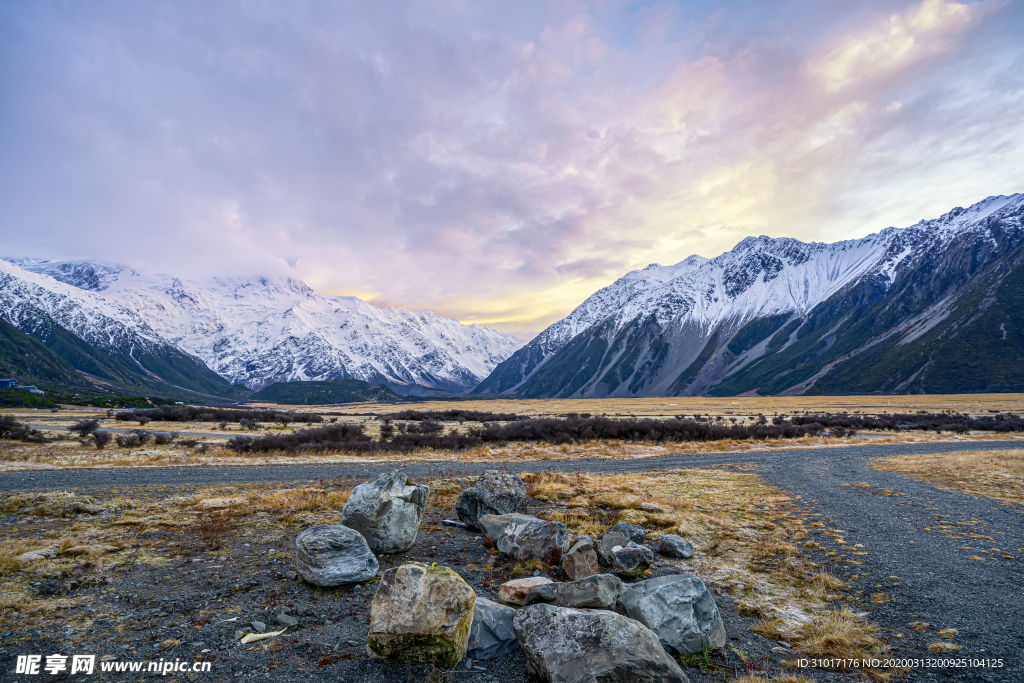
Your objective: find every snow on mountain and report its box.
[9,260,522,393]
[477,193,1024,397]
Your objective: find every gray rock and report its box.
[367,562,476,667]
[659,534,694,559]
[285,570,298,581]
[563,537,599,581]
[513,604,689,683]
[521,582,558,606]
[498,576,553,606]
[466,597,519,661]
[251,621,266,633]
[456,471,529,530]
[596,531,629,566]
[618,575,726,656]
[493,517,571,563]
[340,469,429,553]
[611,521,647,544]
[555,573,623,609]
[478,513,539,543]
[295,525,378,586]
[233,628,252,641]
[611,542,655,580]
[274,612,299,628]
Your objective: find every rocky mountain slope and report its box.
[7,260,521,395]
[475,194,1024,397]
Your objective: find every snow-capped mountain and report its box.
[8,260,521,394]
[476,193,1024,397]
[0,260,234,396]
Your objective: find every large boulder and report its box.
[563,537,599,581]
[340,469,429,553]
[611,542,655,580]
[294,525,378,586]
[555,573,623,610]
[456,470,529,530]
[478,513,539,542]
[659,534,694,559]
[618,575,726,656]
[466,597,519,661]
[367,563,475,667]
[494,517,571,563]
[596,531,629,565]
[498,576,553,606]
[513,604,689,683]
[611,521,647,544]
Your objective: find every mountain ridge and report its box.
[475,193,1024,397]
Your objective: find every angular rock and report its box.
[478,513,539,543]
[295,525,378,586]
[368,563,475,667]
[340,469,429,553]
[494,517,570,563]
[456,470,529,530]
[611,542,655,580]
[555,573,623,609]
[563,537,599,581]
[513,604,689,683]
[466,597,519,661]
[659,534,694,559]
[596,531,629,566]
[62,544,118,556]
[522,582,558,606]
[15,545,59,563]
[498,576,553,606]
[618,575,726,656]
[611,521,647,544]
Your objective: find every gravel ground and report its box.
[2,440,1022,682]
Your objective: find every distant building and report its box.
[18,385,45,395]
[0,379,16,390]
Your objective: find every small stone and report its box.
[563,537,599,581]
[555,573,623,609]
[285,571,298,581]
[596,531,629,565]
[491,517,571,564]
[609,542,654,579]
[521,582,558,606]
[197,497,246,509]
[639,502,665,513]
[274,613,299,628]
[659,534,694,559]
[234,629,251,641]
[466,597,519,661]
[532,570,540,577]
[455,471,529,530]
[498,576,554,606]
[15,545,59,563]
[251,621,266,633]
[610,521,647,544]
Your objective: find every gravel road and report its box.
[3,439,1022,681]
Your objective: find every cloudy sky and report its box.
[2,0,1022,337]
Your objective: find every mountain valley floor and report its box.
[1,397,1023,682]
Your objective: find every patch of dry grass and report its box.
[521,469,888,674]
[871,449,1024,505]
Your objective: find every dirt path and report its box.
[3,440,1022,681]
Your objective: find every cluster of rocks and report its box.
[285,468,722,682]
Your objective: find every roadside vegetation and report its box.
[871,449,1024,506]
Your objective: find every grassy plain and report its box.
[246,392,1024,416]
[871,449,1024,506]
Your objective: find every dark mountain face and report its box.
[475,194,1024,397]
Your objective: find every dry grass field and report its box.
[246,393,1024,417]
[871,449,1024,507]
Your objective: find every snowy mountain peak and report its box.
[7,260,521,394]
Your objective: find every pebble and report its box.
[285,571,297,580]
[251,621,266,633]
